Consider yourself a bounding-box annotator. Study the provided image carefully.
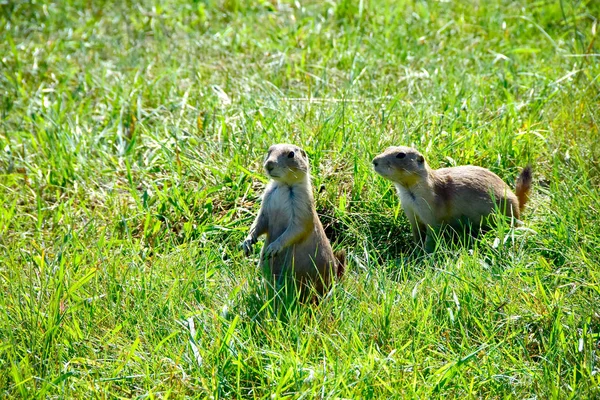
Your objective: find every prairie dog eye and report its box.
[396,152,406,159]
[288,151,295,158]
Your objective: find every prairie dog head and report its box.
[372,146,428,187]
[263,144,309,184]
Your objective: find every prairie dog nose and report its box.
[265,160,275,172]
[372,159,379,167]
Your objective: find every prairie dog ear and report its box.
[417,155,424,163]
[300,148,307,158]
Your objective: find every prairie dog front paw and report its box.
[264,240,283,257]
[241,237,255,256]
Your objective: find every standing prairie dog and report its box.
[242,144,345,296]
[372,146,532,251]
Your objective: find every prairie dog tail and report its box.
[515,165,533,213]
[334,249,346,279]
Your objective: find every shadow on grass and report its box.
[318,206,418,263]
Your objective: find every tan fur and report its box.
[372,146,532,251]
[515,165,532,213]
[242,144,344,296]
[334,250,346,279]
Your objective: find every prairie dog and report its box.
[242,144,345,296]
[372,146,532,251]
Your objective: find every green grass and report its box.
[1,0,599,397]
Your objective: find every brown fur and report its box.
[334,249,346,279]
[242,144,344,296]
[515,165,532,213]
[372,146,532,251]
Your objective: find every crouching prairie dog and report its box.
[372,146,532,252]
[241,144,345,296]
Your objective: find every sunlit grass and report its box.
[1,0,599,397]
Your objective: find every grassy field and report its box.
[1,0,600,397]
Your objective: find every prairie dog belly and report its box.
[261,184,316,276]
[394,183,436,226]
[263,184,294,241]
